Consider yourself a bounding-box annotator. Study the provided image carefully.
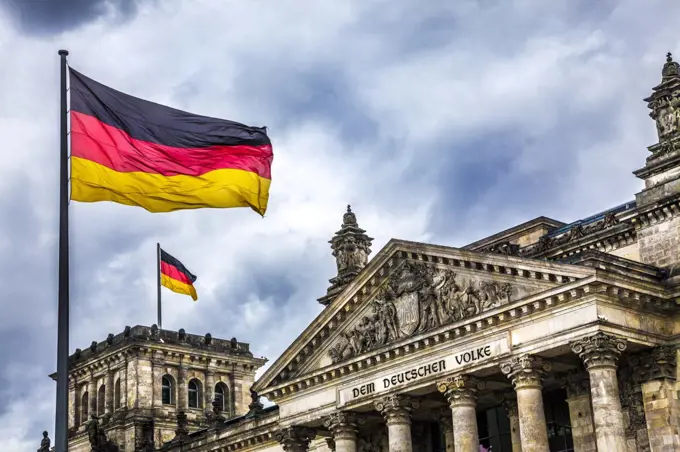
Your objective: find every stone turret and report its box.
[632,52,680,272]
[317,205,373,306]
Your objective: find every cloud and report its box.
[0,0,679,450]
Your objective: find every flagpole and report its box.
[55,49,70,452]
[157,242,162,329]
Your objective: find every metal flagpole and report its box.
[55,49,70,452]
[157,242,162,329]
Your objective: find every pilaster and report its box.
[500,355,551,452]
[559,370,596,452]
[434,409,454,452]
[501,395,522,452]
[571,332,627,452]
[105,370,114,415]
[178,363,188,411]
[437,375,482,452]
[633,346,680,452]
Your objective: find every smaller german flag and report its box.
[160,249,198,301]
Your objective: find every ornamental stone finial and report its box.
[500,355,551,389]
[318,205,374,306]
[570,332,627,370]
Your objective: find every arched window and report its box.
[188,379,201,409]
[97,384,106,417]
[114,378,121,410]
[81,391,89,424]
[162,375,175,405]
[214,383,229,414]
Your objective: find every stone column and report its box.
[500,355,551,452]
[88,375,97,416]
[274,426,316,452]
[152,357,164,408]
[437,375,481,452]
[571,332,627,451]
[635,346,680,452]
[68,378,77,428]
[374,394,420,452]
[559,370,596,452]
[324,412,363,452]
[434,409,454,452]
[178,364,188,411]
[105,370,114,415]
[121,358,128,410]
[205,370,215,409]
[501,395,522,452]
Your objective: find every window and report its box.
[162,376,174,405]
[97,385,106,416]
[214,383,229,414]
[114,379,121,410]
[188,379,201,409]
[81,391,89,424]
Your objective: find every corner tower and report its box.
[51,325,267,451]
[317,205,373,306]
[633,52,680,272]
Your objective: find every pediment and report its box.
[253,239,595,397]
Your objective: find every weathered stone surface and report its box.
[500,355,551,452]
[438,375,482,452]
[374,395,419,452]
[572,333,627,451]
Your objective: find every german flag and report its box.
[68,68,273,215]
[160,249,198,301]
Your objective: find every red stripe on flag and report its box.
[161,261,195,286]
[70,111,273,178]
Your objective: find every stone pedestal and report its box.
[438,375,482,452]
[275,426,316,452]
[374,394,419,452]
[571,333,627,452]
[324,412,363,452]
[501,396,522,452]
[560,371,596,452]
[500,355,551,452]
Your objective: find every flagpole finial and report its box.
[58,49,69,56]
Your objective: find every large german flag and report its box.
[160,249,198,301]
[68,68,273,215]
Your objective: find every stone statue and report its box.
[37,431,50,452]
[329,261,517,363]
[86,414,119,452]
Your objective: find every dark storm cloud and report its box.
[3,0,142,35]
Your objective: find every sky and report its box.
[0,0,677,450]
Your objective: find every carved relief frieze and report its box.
[328,261,516,363]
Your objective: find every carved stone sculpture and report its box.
[645,53,680,143]
[86,414,119,452]
[329,261,515,363]
[37,431,50,452]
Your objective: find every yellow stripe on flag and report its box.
[161,274,198,301]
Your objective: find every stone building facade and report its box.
[57,53,680,452]
[53,325,266,451]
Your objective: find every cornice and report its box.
[630,194,680,229]
[253,241,594,394]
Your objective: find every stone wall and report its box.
[637,215,680,270]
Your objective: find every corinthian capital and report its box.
[374,394,420,426]
[323,411,364,440]
[500,355,551,389]
[437,375,483,407]
[570,332,627,370]
[274,426,316,452]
